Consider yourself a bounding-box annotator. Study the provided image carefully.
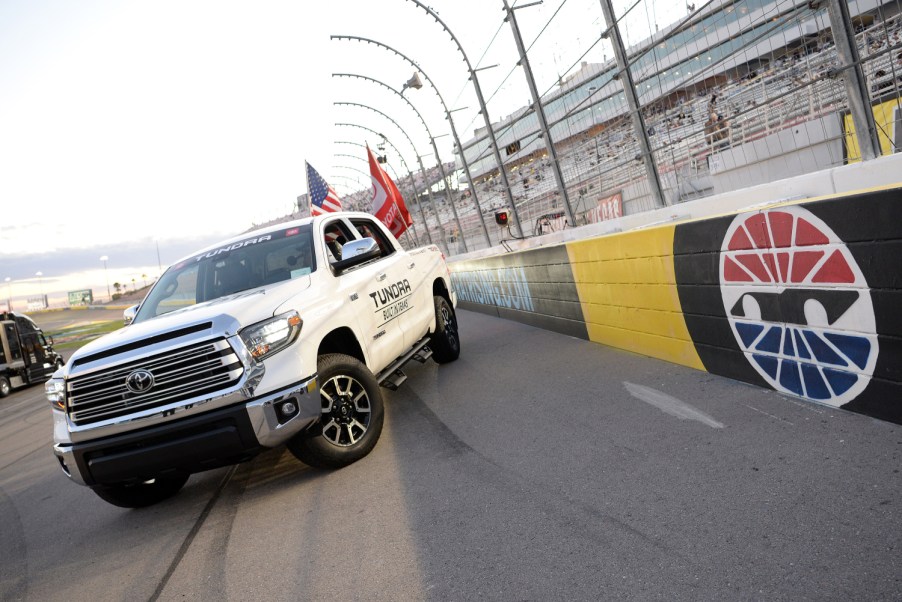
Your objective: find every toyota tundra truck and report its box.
[46,212,460,507]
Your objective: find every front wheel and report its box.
[288,353,384,469]
[91,473,189,508]
[429,295,460,364]
[0,376,10,398]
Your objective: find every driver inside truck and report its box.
[216,256,251,296]
[286,244,313,277]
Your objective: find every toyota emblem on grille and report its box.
[125,369,155,394]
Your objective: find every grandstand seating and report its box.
[264,8,902,254]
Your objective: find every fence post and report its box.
[826,0,881,161]
[597,0,667,208]
[502,0,577,228]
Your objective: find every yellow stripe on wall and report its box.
[566,225,705,370]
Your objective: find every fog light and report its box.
[275,399,299,424]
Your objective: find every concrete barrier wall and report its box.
[449,185,902,424]
[451,246,588,340]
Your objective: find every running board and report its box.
[377,336,432,390]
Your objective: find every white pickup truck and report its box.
[46,212,460,507]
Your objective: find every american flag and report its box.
[306,162,342,216]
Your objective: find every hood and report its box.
[70,276,312,364]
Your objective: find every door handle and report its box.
[376,273,387,281]
[408,262,416,269]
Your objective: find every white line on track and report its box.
[740,403,795,426]
[624,382,725,429]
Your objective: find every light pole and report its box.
[333,72,492,248]
[35,271,44,308]
[331,35,500,240]
[502,0,576,226]
[334,100,444,247]
[100,255,111,302]
[333,141,376,204]
[334,82,445,247]
[331,163,369,177]
[596,0,666,208]
[335,140,434,217]
[334,121,429,248]
[397,0,523,234]
[4,277,11,312]
[329,173,367,193]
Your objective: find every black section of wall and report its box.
[806,189,902,424]
[673,216,768,388]
[870,290,902,338]
[674,187,902,425]
[805,188,902,242]
[841,378,902,424]
[450,245,589,341]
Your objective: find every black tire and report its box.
[0,376,10,398]
[288,353,384,469]
[429,295,460,364]
[91,473,189,508]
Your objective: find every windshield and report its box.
[134,225,315,324]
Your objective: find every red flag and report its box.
[367,145,413,238]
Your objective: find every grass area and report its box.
[49,320,124,350]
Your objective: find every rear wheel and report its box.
[429,295,460,364]
[0,376,10,398]
[91,473,189,508]
[288,353,384,469]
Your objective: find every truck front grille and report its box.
[67,339,244,426]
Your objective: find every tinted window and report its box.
[323,220,357,263]
[5,324,21,361]
[134,225,314,323]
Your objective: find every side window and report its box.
[350,219,395,259]
[5,325,22,361]
[322,220,356,263]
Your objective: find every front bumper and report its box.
[53,375,319,486]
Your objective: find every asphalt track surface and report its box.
[1,309,899,601]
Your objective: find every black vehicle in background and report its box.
[0,312,64,397]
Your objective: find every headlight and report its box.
[46,379,66,411]
[239,311,303,361]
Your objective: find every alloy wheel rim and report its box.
[319,374,371,447]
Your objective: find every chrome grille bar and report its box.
[69,355,235,405]
[67,338,244,426]
[68,344,224,393]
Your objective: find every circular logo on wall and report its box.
[719,206,878,406]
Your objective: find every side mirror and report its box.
[123,305,139,325]
[332,238,381,273]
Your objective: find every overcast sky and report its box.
[1,0,688,307]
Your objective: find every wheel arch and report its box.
[317,326,366,365]
[433,277,451,303]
